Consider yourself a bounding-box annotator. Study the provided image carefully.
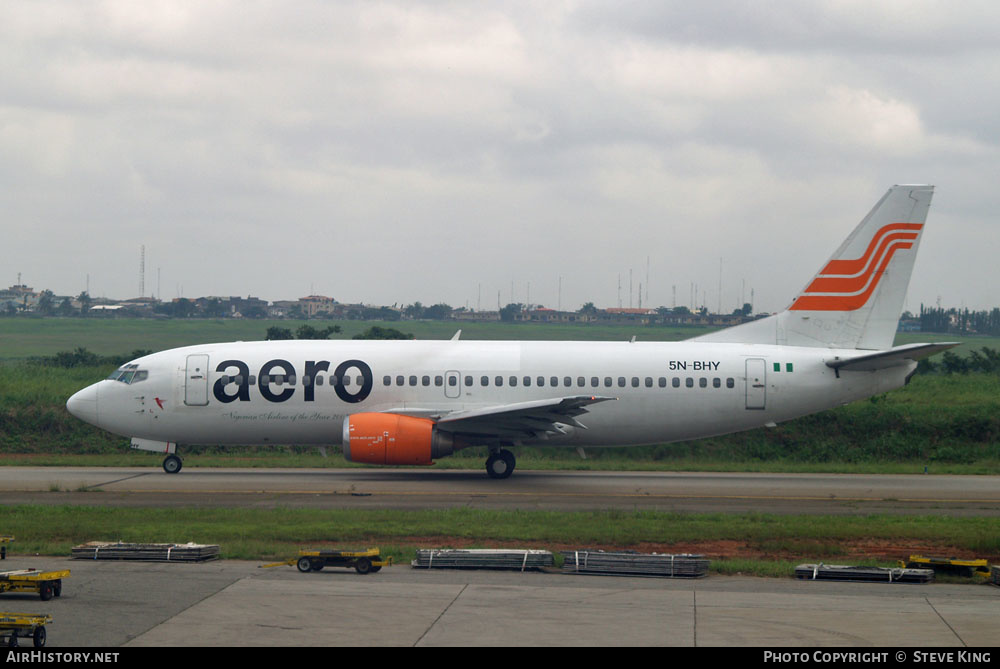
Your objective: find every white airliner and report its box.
[67,185,955,478]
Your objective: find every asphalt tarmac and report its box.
[0,467,998,515]
[1,467,998,648]
[0,556,996,648]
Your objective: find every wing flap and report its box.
[433,395,616,441]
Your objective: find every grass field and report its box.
[1,505,996,576]
[0,317,714,360]
[2,317,998,573]
[2,316,999,472]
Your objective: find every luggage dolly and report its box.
[263,548,391,574]
[0,613,52,647]
[900,555,990,578]
[0,569,70,601]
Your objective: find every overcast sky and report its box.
[3,1,998,314]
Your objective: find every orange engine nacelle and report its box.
[342,413,455,466]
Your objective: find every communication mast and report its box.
[140,245,146,298]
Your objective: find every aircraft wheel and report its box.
[296,557,312,573]
[355,557,372,574]
[163,454,182,474]
[33,626,46,648]
[486,449,515,479]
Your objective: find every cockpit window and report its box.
[107,364,148,385]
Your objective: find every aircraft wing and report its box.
[825,342,961,372]
[428,395,617,441]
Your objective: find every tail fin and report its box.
[693,184,933,350]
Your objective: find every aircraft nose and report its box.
[66,384,99,425]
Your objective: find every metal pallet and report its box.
[561,550,710,578]
[71,541,219,562]
[795,563,934,584]
[412,549,553,571]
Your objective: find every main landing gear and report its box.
[162,454,182,474]
[485,449,516,479]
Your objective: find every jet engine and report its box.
[342,413,455,465]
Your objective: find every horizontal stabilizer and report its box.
[825,342,961,372]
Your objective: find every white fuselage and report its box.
[68,339,914,450]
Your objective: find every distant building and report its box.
[299,295,337,317]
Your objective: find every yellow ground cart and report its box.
[0,569,69,601]
[263,548,392,574]
[0,612,52,647]
[901,555,990,578]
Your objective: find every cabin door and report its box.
[185,354,210,406]
[745,358,766,410]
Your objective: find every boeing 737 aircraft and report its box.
[67,185,956,478]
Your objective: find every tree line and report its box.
[917,306,1000,336]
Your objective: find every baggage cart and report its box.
[262,548,391,574]
[0,612,52,647]
[0,569,70,601]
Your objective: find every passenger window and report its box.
[645,377,653,388]
[396,375,404,386]
[713,377,721,388]
[509,376,517,387]
[409,376,417,386]
[632,377,640,388]
[315,376,323,386]
[495,376,504,387]
[550,376,558,387]
[618,377,626,388]
[538,376,546,387]
[577,377,585,387]
[449,376,457,387]
[564,377,572,387]
[699,378,707,388]
[658,377,666,388]
[422,376,430,386]
[342,376,350,387]
[672,377,680,388]
[434,375,443,386]
[727,377,735,388]
[686,378,693,388]
[604,377,612,387]
[481,376,489,386]
[383,375,391,386]
[465,376,473,387]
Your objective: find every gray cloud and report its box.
[2,1,998,313]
